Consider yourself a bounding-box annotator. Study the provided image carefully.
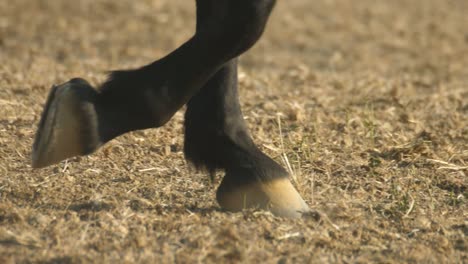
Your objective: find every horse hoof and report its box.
[32,78,101,168]
[216,171,310,218]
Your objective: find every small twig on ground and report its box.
[277,114,297,182]
[403,193,415,218]
[426,159,468,171]
[277,232,301,241]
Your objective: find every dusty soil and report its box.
[0,0,466,263]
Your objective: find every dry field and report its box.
[0,0,467,263]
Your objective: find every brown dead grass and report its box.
[0,0,466,263]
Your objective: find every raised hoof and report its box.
[216,173,310,218]
[32,78,101,168]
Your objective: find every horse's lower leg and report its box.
[184,59,253,172]
[184,59,309,218]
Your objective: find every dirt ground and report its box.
[0,0,466,263]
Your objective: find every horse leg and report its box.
[185,3,308,217]
[184,57,309,218]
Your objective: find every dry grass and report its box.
[0,0,466,263]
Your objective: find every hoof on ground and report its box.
[216,173,310,218]
[32,78,100,168]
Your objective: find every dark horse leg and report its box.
[32,0,309,217]
[184,59,308,217]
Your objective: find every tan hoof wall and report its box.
[32,79,100,168]
[216,177,310,218]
